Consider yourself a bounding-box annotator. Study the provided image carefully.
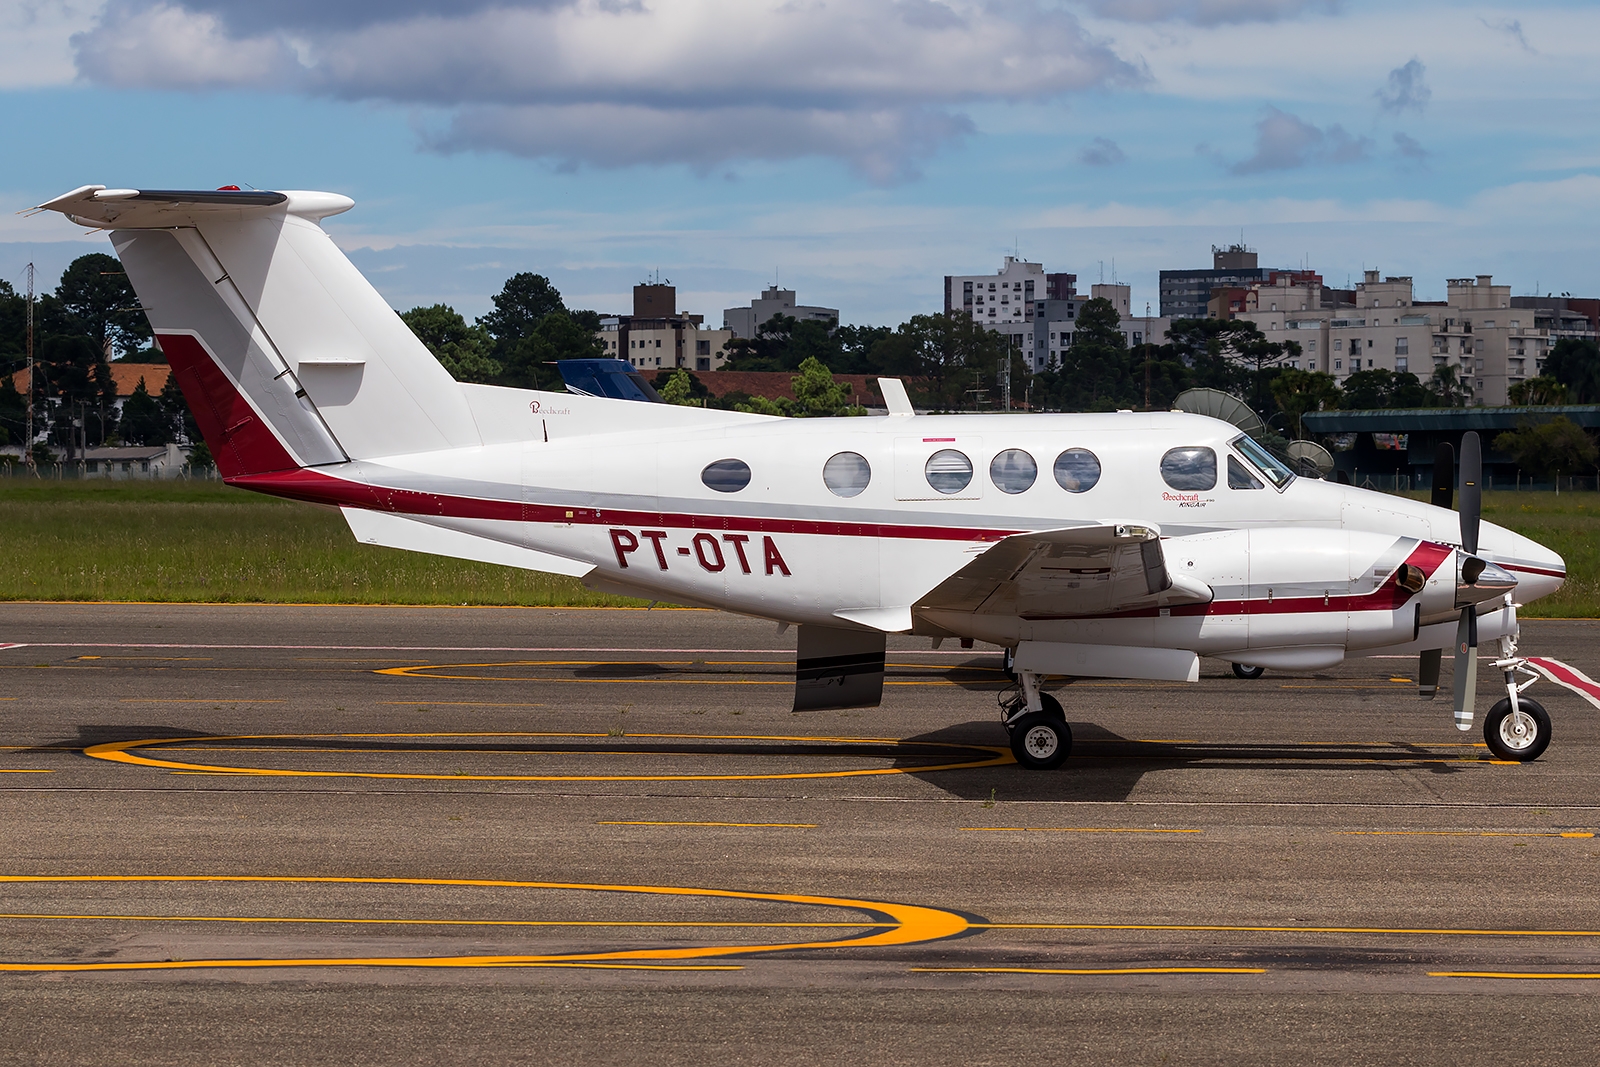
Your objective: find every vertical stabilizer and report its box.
[36,187,483,475]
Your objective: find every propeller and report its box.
[1452,432,1483,731]
[1418,442,1455,699]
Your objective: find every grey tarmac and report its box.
[1,602,1598,1066]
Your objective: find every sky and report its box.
[3,0,1597,329]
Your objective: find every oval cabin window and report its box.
[924,449,973,495]
[989,449,1037,494]
[1160,447,1217,491]
[1052,448,1102,493]
[701,458,752,493]
[822,452,871,498]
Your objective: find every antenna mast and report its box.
[24,263,34,476]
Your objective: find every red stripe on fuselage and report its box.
[226,468,1020,542]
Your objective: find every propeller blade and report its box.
[1431,442,1454,510]
[1418,648,1441,700]
[1453,606,1477,731]
[1459,431,1481,555]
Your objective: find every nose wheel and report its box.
[1483,696,1551,762]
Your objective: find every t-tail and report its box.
[33,186,483,478]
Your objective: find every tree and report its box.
[159,372,198,443]
[400,304,502,384]
[1543,338,1600,404]
[487,310,605,390]
[37,333,119,458]
[55,253,151,359]
[0,373,24,447]
[478,273,567,355]
[1508,376,1570,406]
[118,377,174,445]
[1051,297,1132,411]
[1340,369,1431,410]
[1427,364,1470,407]
[732,357,863,418]
[724,314,801,371]
[655,369,707,406]
[1163,317,1300,421]
[1493,417,1598,480]
[1270,369,1341,437]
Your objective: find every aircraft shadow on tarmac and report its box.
[894,720,1476,802]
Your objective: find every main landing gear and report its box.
[1231,663,1265,680]
[1001,665,1071,770]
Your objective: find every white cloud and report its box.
[1375,57,1428,113]
[1224,106,1370,174]
[0,0,105,88]
[70,0,1141,182]
[1079,136,1127,166]
[1084,0,1336,25]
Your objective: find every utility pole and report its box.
[24,263,35,476]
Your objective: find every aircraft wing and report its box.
[914,523,1212,619]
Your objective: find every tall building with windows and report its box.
[946,258,1080,370]
[723,286,839,339]
[1159,244,1273,320]
[596,284,734,373]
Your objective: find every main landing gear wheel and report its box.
[1483,697,1552,762]
[1232,663,1265,680]
[1009,712,1072,770]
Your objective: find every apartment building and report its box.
[1159,244,1273,320]
[1039,283,1170,371]
[1239,271,1557,405]
[596,283,733,373]
[723,286,838,339]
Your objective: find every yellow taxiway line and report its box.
[912,966,1266,975]
[83,732,1013,782]
[1430,971,1600,980]
[0,874,970,973]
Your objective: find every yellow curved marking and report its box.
[912,966,1265,975]
[1430,971,1600,980]
[374,660,1001,684]
[83,732,1014,781]
[0,874,970,973]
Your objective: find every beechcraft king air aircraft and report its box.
[36,186,1571,769]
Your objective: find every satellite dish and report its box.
[1171,388,1268,440]
[1286,439,1335,479]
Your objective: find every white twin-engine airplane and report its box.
[38,186,1570,768]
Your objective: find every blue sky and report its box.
[3,0,1597,328]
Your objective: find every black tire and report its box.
[1232,663,1265,680]
[1038,692,1065,720]
[1483,697,1551,762]
[1009,712,1071,770]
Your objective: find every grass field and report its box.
[0,478,1594,615]
[0,478,643,606]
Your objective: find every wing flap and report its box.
[916,523,1212,620]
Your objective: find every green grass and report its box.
[1392,489,1598,618]
[1477,492,1600,618]
[0,477,644,606]
[0,478,1594,615]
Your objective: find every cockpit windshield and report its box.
[1231,434,1295,489]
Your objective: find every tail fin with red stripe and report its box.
[34,186,483,477]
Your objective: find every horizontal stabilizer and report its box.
[341,508,593,578]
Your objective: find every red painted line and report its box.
[1504,564,1567,579]
[1528,658,1600,710]
[228,468,1020,543]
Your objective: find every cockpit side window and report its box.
[1228,454,1264,490]
[1231,434,1295,489]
